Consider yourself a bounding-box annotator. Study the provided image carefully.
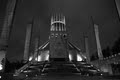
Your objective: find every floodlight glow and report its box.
[43,51,49,61]
[29,56,33,61]
[77,54,82,61]
[38,55,41,61]
[0,64,3,70]
[45,54,49,61]
[69,54,72,61]
[35,57,38,61]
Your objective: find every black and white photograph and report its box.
[0,0,120,80]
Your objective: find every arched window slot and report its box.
[63,25,66,31]
[51,33,54,37]
[63,34,67,38]
[64,26,66,31]
[56,24,58,31]
[51,25,54,31]
[62,24,64,31]
[55,33,58,37]
[59,23,61,31]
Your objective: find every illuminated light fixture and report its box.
[46,54,49,61]
[69,54,72,61]
[0,64,3,70]
[0,76,1,79]
[77,54,83,61]
[26,75,28,77]
[20,70,23,72]
[35,57,38,61]
[38,55,41,61]
[29,56,33,61]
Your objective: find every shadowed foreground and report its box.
[1,73,120,80]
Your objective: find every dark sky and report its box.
[0,0,120,61]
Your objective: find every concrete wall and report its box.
[69,50,77,61]
[38,50,49,61]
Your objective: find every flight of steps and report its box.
[41,61,80,74]
[13,61,120,80]
[17,61,104,77]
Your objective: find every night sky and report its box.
[0,0,120,62]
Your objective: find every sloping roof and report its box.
[38,40,49,51]
[36,40,86,60]
[68,41,81,51]
[38,40,81,52]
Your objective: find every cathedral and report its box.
[0,0,120,79]
[13,15,105,79]
[27,14,86,62]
